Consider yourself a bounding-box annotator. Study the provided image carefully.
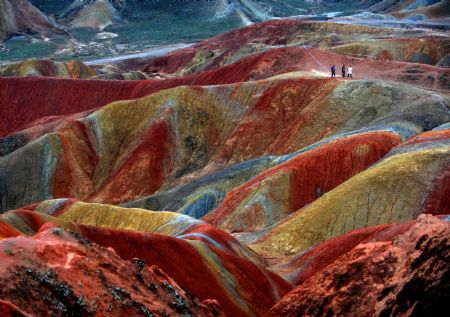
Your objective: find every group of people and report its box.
[331,64,352,78]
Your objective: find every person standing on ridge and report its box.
[348,65,353,79]
[342,64,346,77]
[331,65,336,77]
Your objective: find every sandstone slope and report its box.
[267,214,450,317]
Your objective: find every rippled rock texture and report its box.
[0,59,96,78]
[267,214,450,317]
[0,203,291,316]
[1,78,448,212]
[0,223,225,316]
[0,14,449,317]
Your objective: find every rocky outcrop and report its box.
[142,44,450,92]
[203,131,401,232]
[0,0,68,41]
[249,126,450,257]
[141,19,449,74]
[0,13,449,317]
[68,0,119,30]
[267,214,450,317]
[1,78,447,213]
[0,223,225,316]
[1,203,292,317]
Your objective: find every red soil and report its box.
[0,223,224,316]
[88,113,176,204]
[0,222,22,239]
[10,203,261,262]
[2,44,446,138]
[285,132,399,211]
[422,164,450,215]
[3,208,54,233]
[399,129,450,215]
[198,18,310,51]
[204,132,401,230]
[0,300,30,317]
[400,129,450,147]
[19,109,96,141]
[376,50,393,61]
[52,121,99,199]
[267,215,450,317]
[139,18,311,73]
[141,24,450,91]
[275,220,415,285]
[4,78,341,207]
[0,56,299,138]
[77,225,292,317]
[1,208,290,316]
[180,223,262,262]
[0,77,187,137]
[146,46,449,91]
[51,113,177,203]
[1,55,288,138]
[212,78,339,164]
[0,78,141,137]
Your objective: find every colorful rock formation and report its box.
[0,203,292,316]
[2,19,449,133]
[141,20,450,75]
[1,78,447,212]
[267,214,450,317]
[0,223,225,316]
[1,13,449,317]
[248,126,450,257]
[0,59,96,78]
[330,37,450,66]
[203,131,402,232]
[371,0,450,20]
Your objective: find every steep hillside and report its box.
[0,203,291,316]
[0,14,449,317]
[267,214,450,317]
[0,0,68,41]
[2,0,449,61]
[0,222,225,316]
[1,78,447,212]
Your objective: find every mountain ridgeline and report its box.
[1,0,448,61]
[28,0,299,23]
